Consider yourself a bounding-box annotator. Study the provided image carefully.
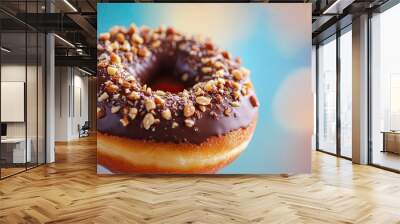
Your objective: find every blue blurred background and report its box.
[98,3,312,174]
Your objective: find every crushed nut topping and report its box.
[98,92,109,102]
[249,95,259,107]
[120,116,129,127]
[231,101,240,107]
[128,108,138,120]
[127,92,140,101]
[107,66,118,76]
[201,67,212,74]
[161,109,172,120]
[172,122,179,128]
[142,113,155,130]
[184,119,195,127]
[232,69,243,81]
[111,105,121,113]
[97,25,258,131]
[97,107,105,119]
[195,96,211,106]
[144,98,156,111]
[224,108,232,116]
[184,103,196,117]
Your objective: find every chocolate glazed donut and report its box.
[97,25,259,174]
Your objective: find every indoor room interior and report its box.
[0,0,400,223]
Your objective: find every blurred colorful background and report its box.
[98,3,312,174]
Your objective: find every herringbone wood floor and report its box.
[1,135,400,224]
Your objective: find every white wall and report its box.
[54,67,89,141]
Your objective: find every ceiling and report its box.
[0,0,394,71]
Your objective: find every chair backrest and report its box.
[82,121,90,129]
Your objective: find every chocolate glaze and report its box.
[97,93,257,144]
[97,25,258,144]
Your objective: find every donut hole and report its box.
[145,57,194,94]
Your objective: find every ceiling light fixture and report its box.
[78,67,93,76]
[63,0,78,12]
[322,0,354,15]
[1,47,11,53]
[54,34,75,48]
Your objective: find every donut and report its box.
[97,25,259,174]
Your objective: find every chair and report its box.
[79,121,90,138]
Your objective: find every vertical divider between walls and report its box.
[316,45,320,151]
[25,0,28,171]
[336,26,341,157]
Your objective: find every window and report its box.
[371,3,400,171]
[317,36,337,154]
[340,28,352,158]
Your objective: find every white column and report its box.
[352,14,369,164]
[46,32,55,163]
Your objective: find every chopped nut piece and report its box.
[122,81,131,89]
[181,73,189,81]
[111,105,121,113]
[125,52,133,62]
[195,88,205,96]
[126,75,135,81]
[107,66,118,76]
[155,90,166,96]
[99,33,110,41]
[201,67,212,74]
[249,95,259,107]
[217,78,226,85]
[128,91,140,101]
[138,47,150,58]
[231,101,240,107]
[142,113,155,130]
[244,82,253,90]
[232,69,243,81]
[215,69,225,77]
[128,24,137,34]
[204,80,216,92]
[221,51,230,59]
[122,107,129,115]
[240,67,251,77]
[98,92,109,102]
[120,116,129,127]
[241,87,248,96]
[151,40,161,48]
[111,41,120,51]
[184,119,195,127]
[214,61,224,69]
[161,109,172,120]
[183,103,196,117]
[110,53,121,64]
[196,96,211,106]
[204,42,214,50]
[97,107,105,119]
[233,91,241,99]
[128,108,138,120]
[198,105,206,112]
[154,95,165,106]
[232,82,241,90]
[144,98,156,111]
[105,84,119,94]
[224,108,232,116]
[132,34,143,44]
[145,87,152,96]
[116,33,125,43]
[121,41,131,51]
[172,122,179,128]
[201,58,211,64]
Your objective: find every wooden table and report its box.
[382,131,400,154]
